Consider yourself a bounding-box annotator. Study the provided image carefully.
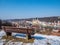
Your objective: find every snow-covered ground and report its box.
[0,30,60,45]
[0,30,6,39]
[34,33,60,40]
[33,33,60,45]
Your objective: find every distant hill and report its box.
[4,16,60,22]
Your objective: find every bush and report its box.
[2,21,12,26]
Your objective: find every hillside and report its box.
[4,16,60,22]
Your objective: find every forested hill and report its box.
[4,16,60,22]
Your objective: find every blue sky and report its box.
[0,0,60,19]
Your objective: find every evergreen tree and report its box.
[0,19,2,29]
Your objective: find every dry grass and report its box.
[2,36,34,43]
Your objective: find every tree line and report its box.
[0,19,12,29]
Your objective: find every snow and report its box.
[0,43,4,45]
[0,31,60,45]
[6,42,23,45]
[33,39,60,45]
[12,32,26,39]
[0,39,6,45]
[0,30,6,39]
[33,33,60,45]
[34,33,60,40]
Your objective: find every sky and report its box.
[0,0,60,19]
